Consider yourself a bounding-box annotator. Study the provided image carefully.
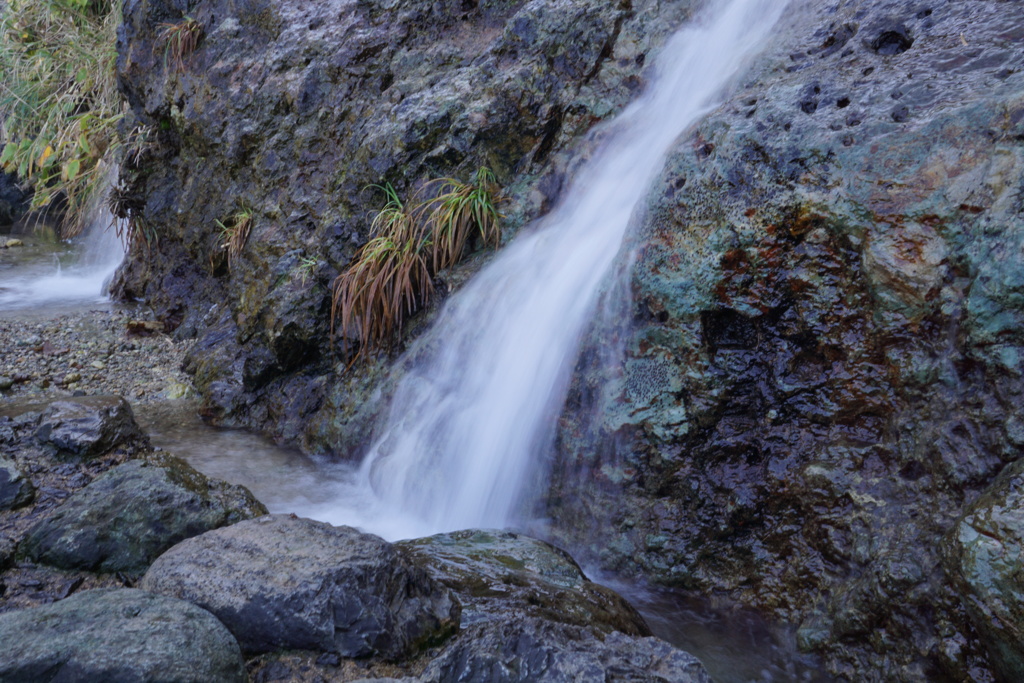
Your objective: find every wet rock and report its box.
[0,588,246,682]
[550,0,1024,678]
[370,618,710,683]
[20,455,267,575]
[0,455,34,510]
[865,19,914,55]
[140,514,460,658]
[34,395,143,459]
[4,238,23,248]
[944,459,1024,680]
[0,376,12,391]
[399,529,649,635]
[112,0,698,448]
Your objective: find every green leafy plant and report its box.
[158,16,202,72]
[331,170,504,360]
[215,206,254,270]
[0,0,123,235]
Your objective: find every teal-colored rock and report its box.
[944,459,1024,680]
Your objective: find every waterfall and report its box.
[314,0,791,540]
[0,166,126,312]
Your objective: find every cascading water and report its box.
[0,167,126,313]
[308,0,791,540]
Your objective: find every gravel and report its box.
[0,307,193,404]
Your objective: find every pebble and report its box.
[0,309,194,404]
[5,238,23,248]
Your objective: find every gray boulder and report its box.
[0,455,33,510]
[943,459,1024,680]
[140,514,460,658]
[398,529,649,635]
[20,455,267,575]
[0,588,246,682]
[354,618,711,683]
[34,396,143,458]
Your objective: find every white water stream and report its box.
[305,0,792,540]
[0,174,126,314]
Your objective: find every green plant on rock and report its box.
[331,170,504,360]
[158,16,202,72]
[331,183,433,358]
[297,255,319,286]
[416,166,503,272]
[0,0,123,235]
[215,206,254,270]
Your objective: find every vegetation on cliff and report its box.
[0,0,122,233]
[332,170,503,359]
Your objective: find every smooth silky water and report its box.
[0,182,126,318]
[3,3,827,678]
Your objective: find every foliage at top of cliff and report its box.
[0,0,123,234]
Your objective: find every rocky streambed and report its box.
[0,395,713,682]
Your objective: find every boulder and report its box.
[140,514,460,658]
[943,459,1024,680]
[0,588,246,682]
[0,454,34,510]
[398,529,649,635]
[20,455,267,575]
[34,396,144,459]
[353,618,710,683]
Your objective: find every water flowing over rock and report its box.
[112,0,697,451]
[550,0,1024,678]
[0,588,246,682]
[140,514,460,658]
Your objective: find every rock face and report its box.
[0,588,246,682]
[944,459,1024,681]
[548,0,1024,679]
[34,395,144,458]
[140,514,460,658]
[112,0,697,452]
[20,455,267,575]
[398,529,649,636]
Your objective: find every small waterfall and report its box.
[316,0,791,540]
[0,167,126,312]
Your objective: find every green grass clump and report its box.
[331,170,504,360]
[215,206,254,270]
[0,0,123,235]
[417,167,502,272]
[158,16,202,72]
